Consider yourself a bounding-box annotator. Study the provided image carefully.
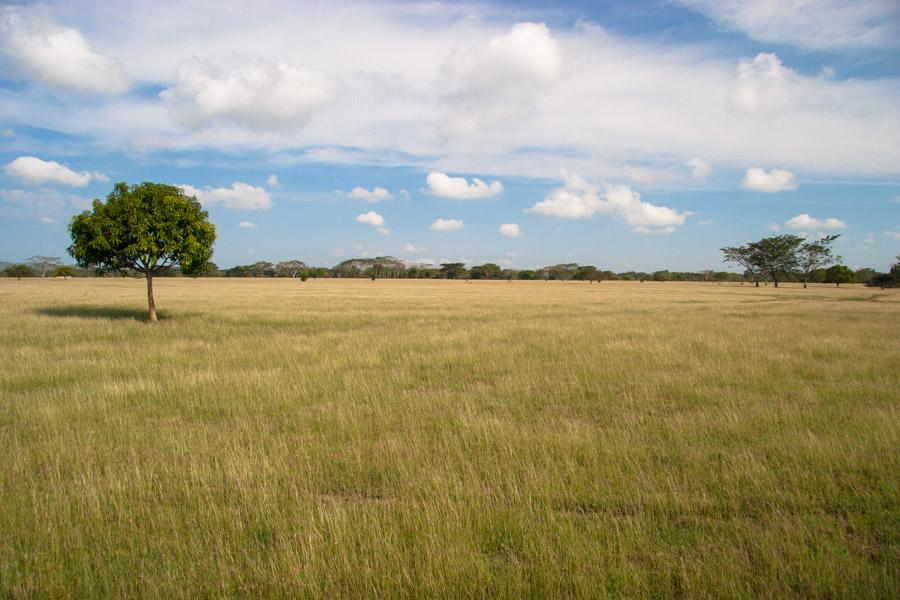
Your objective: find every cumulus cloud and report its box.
[180,182,271,210]
[677,0,900,50]
[160,58,335,129]
[688,158,712,179]
[0,6,128,94]
[238,220,256,228]
[430,218,464,232]
[266,174,279,187]
[440,22,561,136]
[3,156,104,187]
[426,172,503,199]
[884,231,900,241]
[526,171,688,233]
[742,167,798,192]
[498,223,521,238]
[403,242,427,253]
[348,186,393,202]
[785,214,847,230]
[356,210,389,235]
[730,53,794,114]
[40,216,56,224]
[443,22,561,97]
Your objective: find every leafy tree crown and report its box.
[68,182,216,276]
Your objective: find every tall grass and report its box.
[1,278,898,597]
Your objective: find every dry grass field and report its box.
[1,278,898,597]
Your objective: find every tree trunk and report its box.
[146,272,158,323]
[773,276,779,288]
[803,280,807,288]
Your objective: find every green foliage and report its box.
[797,235,841,286]
[68,182,216,276]
[469,263,502,279]
[3,264,34,279]
[440,262,467,279]
[823,265,855,287]
[52,266,78,278]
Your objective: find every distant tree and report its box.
[248,261,275,277]
[866,255,900,288]
[573,265,599,283]
[824,265,855,287]
[4,264,34,279]
[854,267,879,285]
[440,262,467,279]
[746,235,803,288]
[518,269,538,280]
[27,255,63,277]
[544,263,578,280]
[797,235,840,288]
[721,245,762,286]
[53,265,78,279]
[470,263,502,279]
[275,260,307,278]
[68,182,216,323]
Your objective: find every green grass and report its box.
[1,278,898,597]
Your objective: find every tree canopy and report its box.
[68,182,216,322]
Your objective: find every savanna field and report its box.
[1,278,898,598]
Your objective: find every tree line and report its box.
[721,234,899,288]
[6,253,899,288]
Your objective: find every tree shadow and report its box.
[35,305,168,322]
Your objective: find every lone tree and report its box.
[4,264,34,279]
[824,265,855,287]
[27,255,63,277]
[721,244,762,286]
[747,235,803,288]
[797,235,840,288]
[68,182,216,323]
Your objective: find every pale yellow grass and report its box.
[1,278,898,597]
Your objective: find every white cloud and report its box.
[768,222,782,232]
[882,231,900,241]
[498,223,521,238]
[430,218,464,232]
[1,3,899,182]
[505,251,518,257]
[180,182,271,210]
[356,210,390,235]
[0,6,128,94]
[238,220,256,228]
[356,211,385,227]
[730,53,794,114]
[160,58,334,129]
[403,242,427,253]
[742,167,798,192]
[40,216,56,224]
[688,158,712,179]
[439,22,561,136]
[677,0,900,50]
[426,172,503,199]
[348,186,393,202]
[785,214,847,230]
[526,171,688,233]
[3,156,102,187]
[265,174,279,187]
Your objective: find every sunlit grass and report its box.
[1,278,898,597]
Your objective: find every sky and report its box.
[1,0,898,271]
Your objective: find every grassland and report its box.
[1,278,898,597]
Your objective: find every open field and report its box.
[1,278,898,597]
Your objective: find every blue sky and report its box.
[1,0,898,270]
